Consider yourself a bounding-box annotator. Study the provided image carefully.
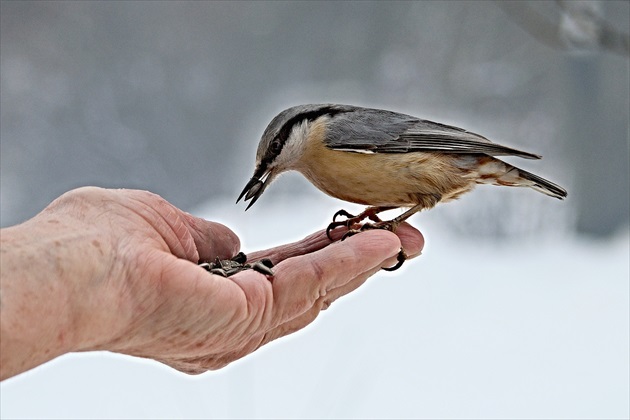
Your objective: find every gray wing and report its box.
[324,109,541,160]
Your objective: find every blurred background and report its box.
[1,1,628,419]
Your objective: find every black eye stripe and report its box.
[268,107,349,160]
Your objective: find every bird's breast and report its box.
[295,135,477,207]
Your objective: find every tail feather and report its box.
[516,168,567,199]
[464,156,568,200]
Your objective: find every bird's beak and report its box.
[236,165,273,210]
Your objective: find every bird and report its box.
[237,104,567,270]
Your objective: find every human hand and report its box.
[0,187,423,379]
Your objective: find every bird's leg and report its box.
[359,203,424,234]
[359,194,442,234]
[326,206,396,240]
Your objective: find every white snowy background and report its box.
[1,196,628,419]
[1,1,628,419]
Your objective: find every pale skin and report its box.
[0,187,424,380]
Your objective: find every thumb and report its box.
[182,213,241,262]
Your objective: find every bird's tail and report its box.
[471,156,567,199]
[514,167,567,199]
[493,164,568,200]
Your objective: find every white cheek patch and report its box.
[276,120,310,169]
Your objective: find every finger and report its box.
[260,265,380,346]
[318,265,379,310]
[394,222,424,259]
[268,229,402,326]
[228,230,399,333]
[120,190,239,262]
[234,226,424,354]
[258,226,424,343]
[246,226,349,264]
[162,359,207,375]
[182,215,241,262]
[247,222,423,265]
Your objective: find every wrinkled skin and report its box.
[0,187,423,379]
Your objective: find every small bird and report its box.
[237,104,567,270]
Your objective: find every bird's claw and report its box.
[381,248,407,271]
[332,209,357,222]
[326,221,343,240]
[327,209,361,240]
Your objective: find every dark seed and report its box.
[251,261,274,276]
[224,268,242,276]
[231,252,247,264]
[259,258,274,268]
[199,262,212,272]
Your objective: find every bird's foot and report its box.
[326,215,407,270]
[326,207,386,240]
[358,220,399,233]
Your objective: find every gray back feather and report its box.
[324,107,541,159]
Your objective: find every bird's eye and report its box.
[270,140,282,154]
